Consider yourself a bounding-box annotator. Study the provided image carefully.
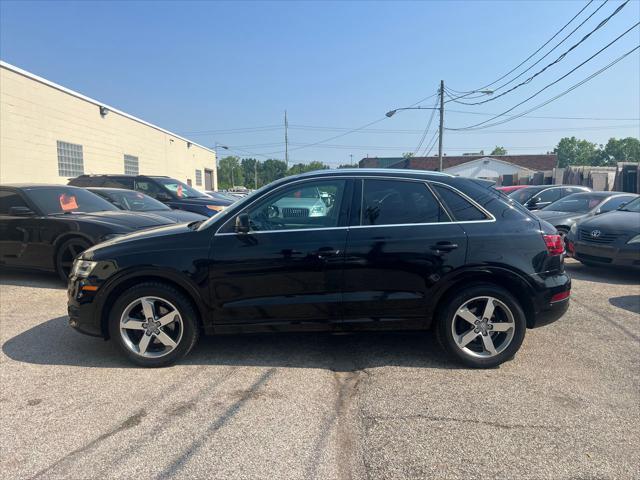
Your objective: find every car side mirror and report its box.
[9,206,34,216]
[235,213,250,234]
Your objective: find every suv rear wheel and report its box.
[108,282,200,367]
[436,284,526,368]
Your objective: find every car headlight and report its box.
[570,223,577,234]
[71,259,97,278]
[627,234,640,244]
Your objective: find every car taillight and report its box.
[543,234,564,256]
[550,290,570,303]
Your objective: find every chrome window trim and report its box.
[214,174,496,236]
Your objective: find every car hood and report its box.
[576,210,640,233]
[54,210,171,231]
[141,210,206,223]
[170,197,232,207]
[535,210,589,224]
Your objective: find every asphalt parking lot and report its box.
[1,259,638,480]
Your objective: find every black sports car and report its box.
[565,196,640,268]
[535,191,638,238]
[88,187,207,223]
[0,185,173,280]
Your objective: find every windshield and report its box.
[100,190,170,212]
[27,187,119,215]
[154,178,208,199]
[508,187,541,204]
[542,193,605,213]
[620,197,640,212]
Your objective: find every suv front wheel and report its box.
[436,284,526,368]
[108,282,200,367]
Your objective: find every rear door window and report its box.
[0,190,29,215]
[431,184,488,221]
[360,179,449,226]
[103,177,135,189]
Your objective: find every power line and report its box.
[449,0,596,96]
[450,0,630,106]
[413,97,439,154]
[450,44,640,131]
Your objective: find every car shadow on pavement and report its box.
[0,269,64,290]
[609,295,640,314]
[2,316,460,371]
[564,260,640,286]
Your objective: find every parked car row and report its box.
[0,174,238,280]
[502,185,640,269]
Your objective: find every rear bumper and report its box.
[528,271,571,328]
[569,240,640,268]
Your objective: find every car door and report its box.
[341,178,468,326]
[0,188,42,268]
[209,178,352,328]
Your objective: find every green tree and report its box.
[287,161,330,176]
[241,158,260,189]
[216,156,244,189]
[402,152,414,159]
[260,159,288,184]
[602,137,640,164]
[337,164,354,169]
[490,146,507,155]
[554,137,601,168]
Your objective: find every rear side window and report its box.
[431,184,488,221]
[0,190,29,214]
[361,179,448,226]
[103,177,135,189]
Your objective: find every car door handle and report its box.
[430,242,458,252]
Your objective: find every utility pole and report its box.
[254,160,258,189]
[284,110,289,168]
[438,79,444,172]
[350,154,353,166]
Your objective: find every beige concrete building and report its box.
[0,61,217,190]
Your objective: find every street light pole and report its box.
[214,142,229,190]
[438,80,444,172]
[386,84,493,172]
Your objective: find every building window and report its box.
[195,169,202,186]
[57,141,84,177]
[124,154,139,175]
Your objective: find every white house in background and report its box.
[443,157,536,180]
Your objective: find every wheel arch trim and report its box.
[94,267,209,338]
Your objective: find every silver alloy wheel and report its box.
[451,296,515,358]
[119,296,184,358]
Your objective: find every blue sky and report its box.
[1,0,639,165]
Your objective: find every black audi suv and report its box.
[67,169,571,368]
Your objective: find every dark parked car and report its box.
[508,185,590,210]
[88,187,207,223]
[535,192,638,238]
[0,185,172,280]
[68,169,570,368]
[206,191,240,203]
[565,195,640,268]
[68,175,232,217]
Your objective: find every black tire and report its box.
[435,283,526,368]
[55,237,91,282]
[108,282,200,367]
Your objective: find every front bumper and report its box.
[568,240,640,268]
[67,275,103,337]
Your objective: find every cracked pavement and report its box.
[1,259,639,479]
